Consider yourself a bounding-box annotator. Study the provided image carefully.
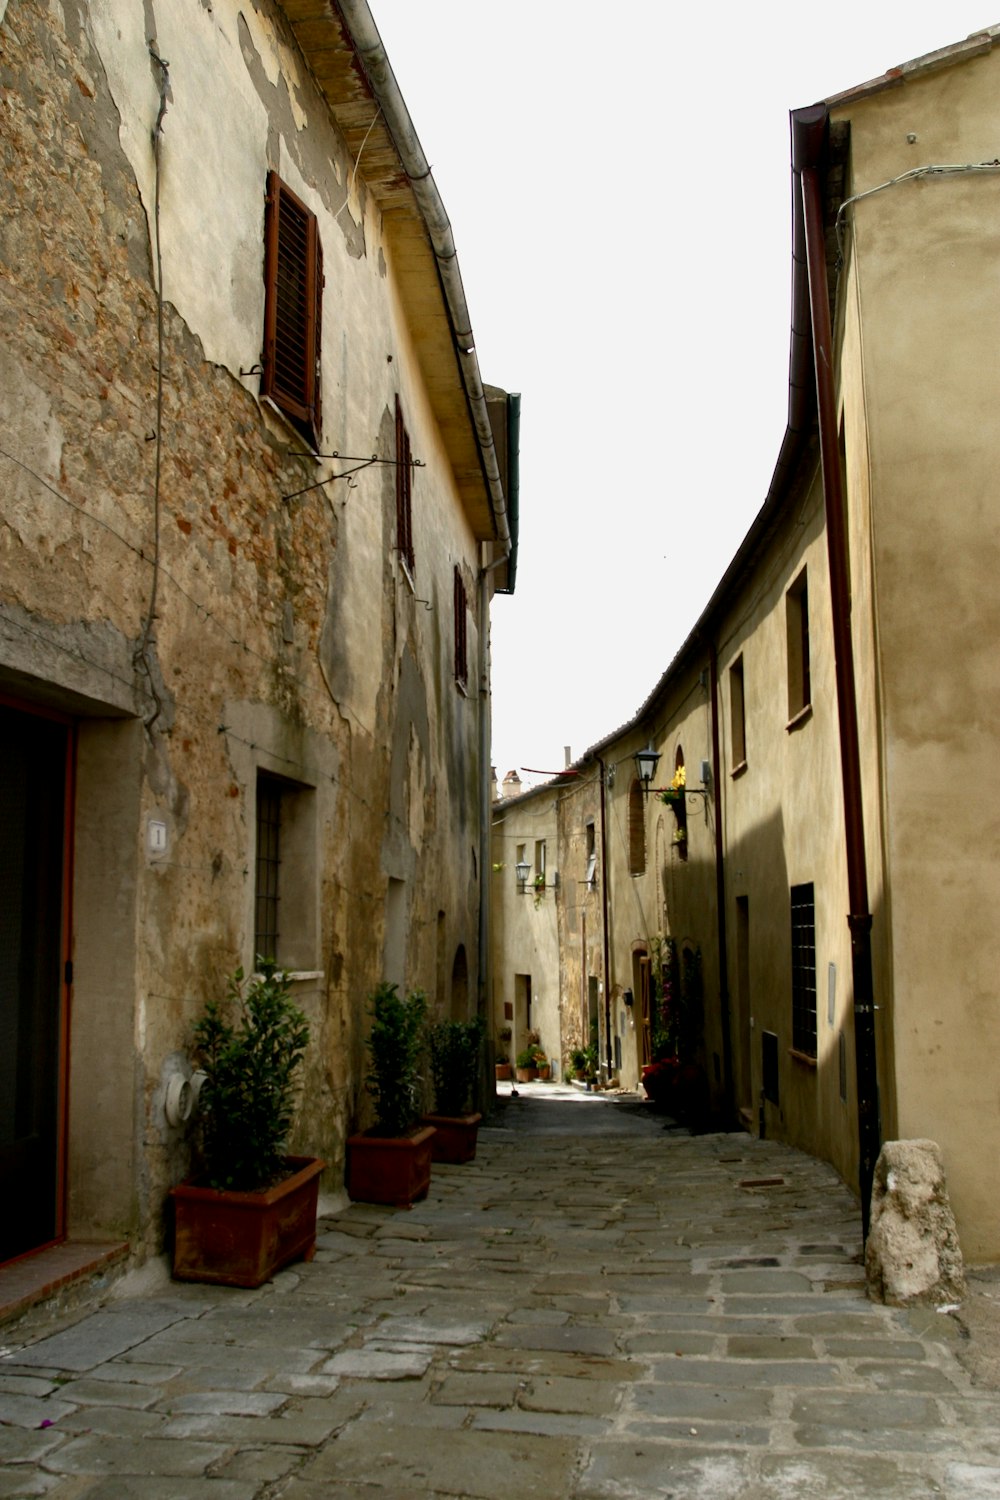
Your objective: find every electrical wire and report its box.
[835,158,1000,262]
[134,45,171,730]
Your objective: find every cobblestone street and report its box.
[2,1086,999,1499]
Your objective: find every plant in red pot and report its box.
[346,983,434,1206]
[423,1014,485,1163]
[170,960,324,1288]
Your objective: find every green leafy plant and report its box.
[427,1015,485,1116]
[515,1047,538,1070]
[570,1047,587,1075]
[193,959,310,1191]
[364,982,427,1136]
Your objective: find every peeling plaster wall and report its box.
[0,0,489,1260]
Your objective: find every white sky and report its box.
[371,3,994,788]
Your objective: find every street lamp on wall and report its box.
[634,746,661,793]
[515,859,531,892]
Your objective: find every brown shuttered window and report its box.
[395,396,414,573]
[454,565,468,687]
[262,171,322,448]
[628,778,645,875]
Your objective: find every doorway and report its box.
[634,949,651,1067]
[0,702,73,1263]
[735,896,752,1119]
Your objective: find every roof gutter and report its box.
[334,1,510,557]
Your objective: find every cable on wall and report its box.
[134,44,171,731]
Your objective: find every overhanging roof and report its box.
[277,0,510,552]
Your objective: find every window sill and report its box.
[788,1047,817,1069]
[260,396,321,459]
[731,760,748,780]
[252,969,324,984]
[785,704,813,734]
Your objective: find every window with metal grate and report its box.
[262,172,323,448]
[790,881,817,1057]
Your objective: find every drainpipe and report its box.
[596,756,613,1076]
[793,105,880,1236]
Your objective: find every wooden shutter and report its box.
[453,566,468,685]
[628,779,645,875]
[262,172,322,447]
[395,396,414,572]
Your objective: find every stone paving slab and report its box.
[1,1099,999,1498]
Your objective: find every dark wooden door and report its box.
[0,704,70,1263]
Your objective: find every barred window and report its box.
[254,775,282,963]
[790,882,817,1057]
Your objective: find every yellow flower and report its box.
[671,765,686,790]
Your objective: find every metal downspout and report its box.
[793,105,880,1236]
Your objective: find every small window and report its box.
[534,839,546,889]
[254,776,282,962]
[790,882,817,1058]
[628,778,645,875]
[585,821,597,887]
[254,771,317,969]
[786,568,811,722]
[261,172,323,448]
[395,396,414,575]
[453,566,468,688]
[730,655,746,770]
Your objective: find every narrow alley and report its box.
[2,1089,998,1499]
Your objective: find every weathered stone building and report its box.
[0,0,517,1287]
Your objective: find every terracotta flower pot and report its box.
[170,1155,325,1289]
[495,1062,512,1081]
[515,1066,537,1083]
[421,1112,482,1164]
[346,1125,435,1206]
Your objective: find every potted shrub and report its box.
[170,960,324,1289]
[346,983,434,1206]
[515,1047,538,1083]
[422,1015,485,1162]
[532,1046,551,1081]
[570,1046,588,1081]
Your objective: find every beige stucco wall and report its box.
[832,50,1000,1258]
[554,771,604,1073]
[714,482,859,1186]
[490,789,562,1073]
[0,0,493,1258]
